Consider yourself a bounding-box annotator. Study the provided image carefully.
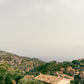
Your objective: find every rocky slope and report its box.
[0,51,45,73]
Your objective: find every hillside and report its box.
[0,51,84,84]
[0,51,45,73]
[29,60,78,75]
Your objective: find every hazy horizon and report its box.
[0,0,84,62]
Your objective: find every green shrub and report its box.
[19,78,44,84]
[70,80,79,84]
[5,73,13,84]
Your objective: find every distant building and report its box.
[69,69,76,75]
[54,71,74,80]
[80,71,84,79]
[78,59,83,62]
[66,67,76,75]
[60,68,65,72]
[79,64,84,71]
[66,67,73,73]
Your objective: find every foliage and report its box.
[0,64,24,84]
[12,72,24,84]
[70,80,79,84]
[5,73,13,84]
[72,60,79,64]
[75,75,81,79]
[19,78,45,84]
[0,73,6,84]
[0,66,7,73]
[29,61,70,75]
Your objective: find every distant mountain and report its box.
[0,51,45,73]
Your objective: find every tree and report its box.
[0,73,6,84]
[13,72,24,84]
[0,66,7,84]
[5,73,13,84]
[70,80,79,84]
[72,60,79,64]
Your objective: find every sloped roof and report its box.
[34,74,70,84]
[57,79,70,84]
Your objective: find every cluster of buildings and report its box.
[54,71,74,80]
[66,67,79,75]
[33,64,84,84]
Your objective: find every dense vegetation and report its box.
[19,78,45,84]
[30,59,84,75]
[1,58,84,84]
[0,67,23,84]
[70,80,79,84]
[28,61,72,75]
[0,61,45,84]
[0,51,46,84]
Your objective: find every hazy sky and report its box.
[0,0,84,62]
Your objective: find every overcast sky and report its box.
[0,0,84,62]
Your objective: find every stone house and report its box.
[80,71,84,79]
[66,67,76,75]
[60,68,65,72]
